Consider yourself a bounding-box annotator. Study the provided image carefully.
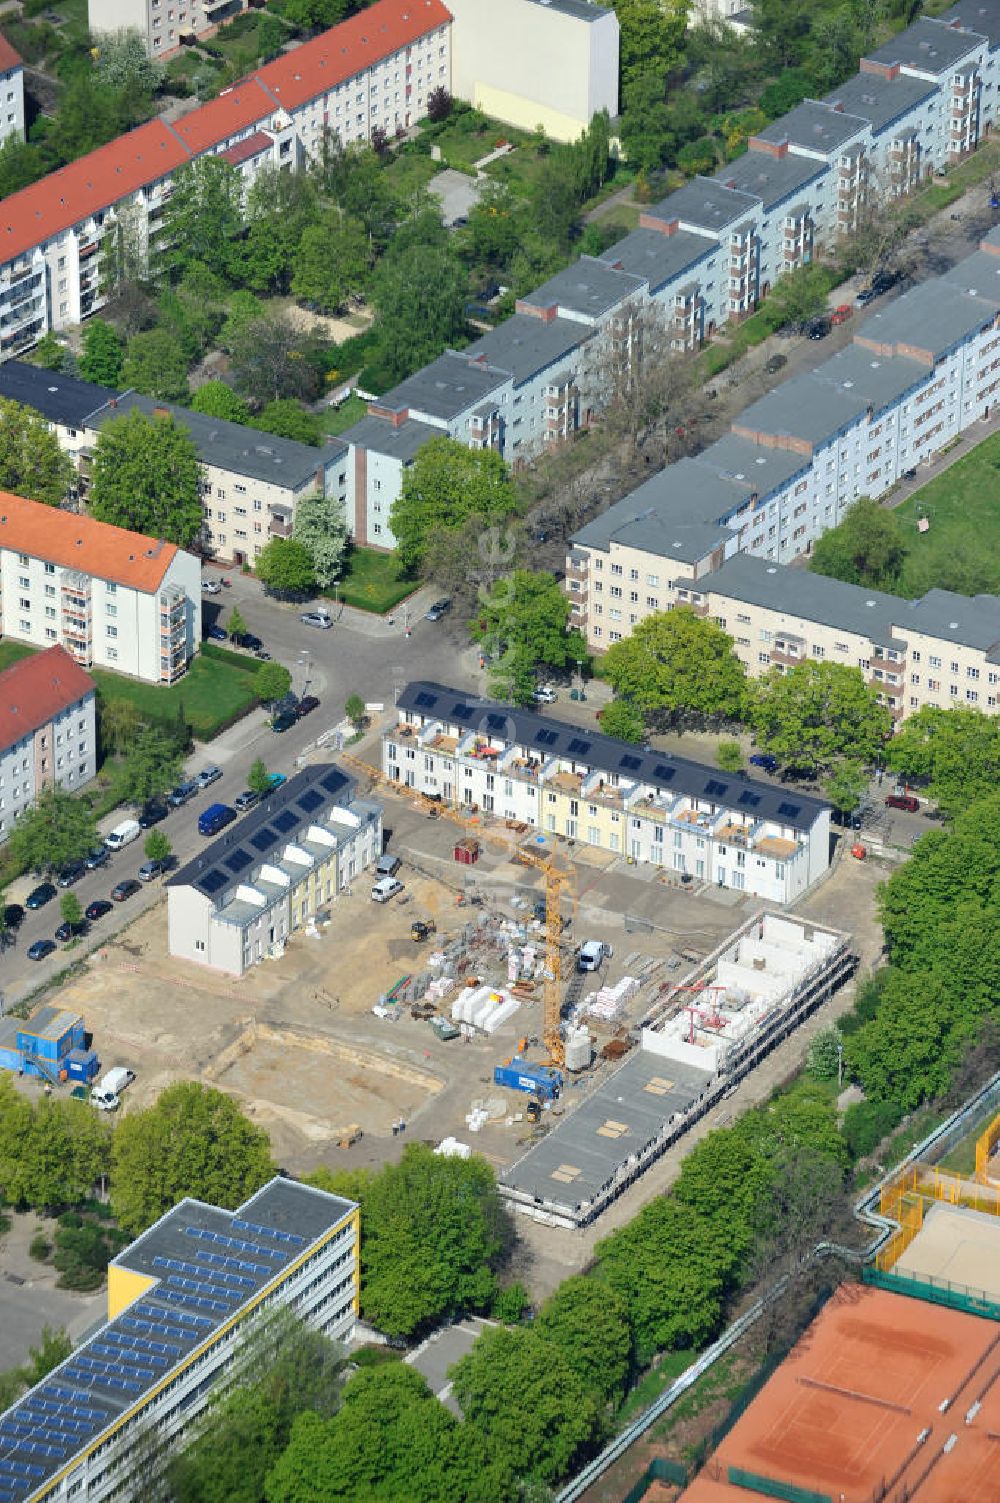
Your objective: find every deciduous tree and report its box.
[253,400,322,447]
[121,327,192,403]
[536,1276,632,1405]
[59,891,83,930]
[750,660,891,775]
[143,828,171,863]
[809,497,908,589]
[472,570,588,702]
[293,492,349,588]
[8,789,97,876]
[255,539,317,597]
[598,699,645,743]
[100,697,144,759]
[111,1082,275,1236]
[0,398,74,506]
[248,758,274,796]
[158,156,243,282]
[78,319,125,386]
[190,381,250,425]
[370,242,468,385]
[117,725,185,807]
[603,609,748,722]
[885,705,1000,819]
[291,211,370,312]
[90,410,203,547]
[256,662,293,705]
[391,438,518,574]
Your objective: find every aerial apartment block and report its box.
[563,225,1000,719]
[386,682,831,903]
[0,492,201,684]
[0,645,97,841]
[0,363,347,567]
[167,764,382,975]
[0,1176,358,1503]
[0,32,23,147]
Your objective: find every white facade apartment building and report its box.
[0,1178,358,1503]
[386,682,831,903]
[0,646,97,843]
[88,0,249,58]
[167,764,382,975]
[673,553,1000,727]
[0,32,23,147]
[0,0,451,358]
[0,492,201,684]
[568,226,1000,660]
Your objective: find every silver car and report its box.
[300,610,332,629]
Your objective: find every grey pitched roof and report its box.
[754,100,870,155]
[0,360,119,427]
[940,0,1000,48]
[713,148,827,212]
[168,763,357,903]
[523,0,610,20]
[704,552,1000,656]
[397,681,830,830]
[855,275,1000,360]
[463,314,588,386]
[822,71,938,135]
[599,226,717,292]
[644,176,760,234]
[863,15,984,73]
[0,1178,354,1503]
[374,351,508,423]
[339,412,443,462]
[519,256,646,320]
[86,392,340,488]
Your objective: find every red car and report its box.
[831,304,853,325]
[885,794,919,813]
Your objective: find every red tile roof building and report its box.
[0,0,452,356]
[0,492,202,685]
[0,644,97,834]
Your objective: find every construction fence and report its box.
[863,1264,1000,1321]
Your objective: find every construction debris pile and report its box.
[584,976,640,1024]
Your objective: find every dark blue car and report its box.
[748,753,778,774]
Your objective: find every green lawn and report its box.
[321,393,367,437]
[893,431,1000,597]
[0,638,259,741]
[384,152,443,199]
[334,547,416,614]
[90,654,260,741]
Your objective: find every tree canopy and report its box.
[78,319,125,386]
[750,660,891,775]
[116,724,185,806]
[370,240,468,386]
[111,1082,275,1236]
[158,156,243,282]
[191,381,251,425]
[293,492,350,589]
[0,398,74,507]
[0,1078,111,1211]
[121,327,192,403]
[809,497,908,589]
[885,705,1000,818]
[390,438,518,575]
[7,788,97,875]
[472,570,587,706]
[308,1144,509,1338]
[253,400,322,447]
[90,410,203,547]
[255,538,317,597]
[602,608,748,722]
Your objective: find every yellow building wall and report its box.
[107,1264,158,1321]
[472,83,588,145]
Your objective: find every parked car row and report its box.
[270,692,320,733]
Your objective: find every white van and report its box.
[371,876,404,903]
[105,818,141,852]
[100,1067,135,1097]
[577,939,612,973]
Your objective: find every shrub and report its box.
[841,1098,906,1160]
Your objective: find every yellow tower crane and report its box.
[339,753,574,1065]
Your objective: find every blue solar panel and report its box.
[137,1301,212,1330]
[319,769,347,795]
[158,1285,230,1316]
[296,788,323,815]
[154,1253,254,1290]
[198,868,228,896]
[223,847,253,875]
[122,1310,198,1341]
[272,809,298,834]
[183,1226,283,1260]
[249,826,277,852]
[193,1247,271,1277]
[233,1217,304,1247]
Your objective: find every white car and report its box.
[300,609,332,629]
[196,765,223,790]
[533,686,557,704]
[371,876,404,903]
[201,578,222,595]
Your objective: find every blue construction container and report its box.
[10,1006,86,1082]
[63,1048,100,1083]
[494,1056,563,1100]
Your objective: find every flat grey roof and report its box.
[339,412,443,463]
[809,341,929,410]
[713,149,827,212]
[168,763,357,904]
[374,351,507,422]
[87,392,340,488]
[501,1051,714,1216]
[940,0,1000,47]
[734,346,922,448]
[520,256,646,320]
[524,0,610,20]
[463,314,588,386]
[939,246,1000,299]
[0,361,119,428]
[856,275,1000,359]
[0,1178,354,1503]
[863,15,984,73]
[704,553,1000,655]
[645,175,760,234]
[822,70,938,135]
[600,226,717,292]
[398,681,830,830]
[694,433,812,500]
[754,100,870,155]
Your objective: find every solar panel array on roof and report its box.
[777,801,801,818]
[272,809,298,834]
[738,790,761,808]
[249,826,277,853]
[223,848,253,875]
[567,737,591,757]
[654,764,676,782]
[318,769,347,795]
[296,788,324,815]
[232,1217,304,1246]
[486,713,508,732]
[704,778,727,797]
[620,754,642,770]
[536,728,558,746]
[199,869,228,896]
[414,690,436,709]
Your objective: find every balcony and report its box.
[870,676,903,698]
[769,647,805,668]
[868,653,905,675]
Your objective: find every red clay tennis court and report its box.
[682,1284,1000,1503]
